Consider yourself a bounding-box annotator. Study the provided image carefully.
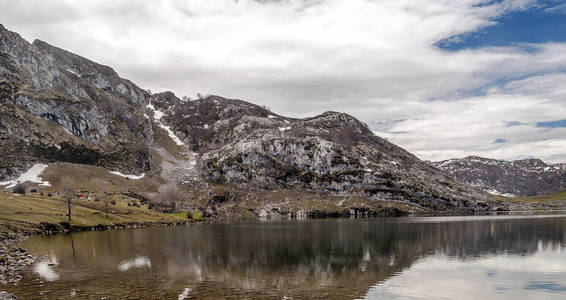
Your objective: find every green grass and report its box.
[511,191,566,203]
[190,211,205,221]
[494,190,566,205]
[0,191,188,236]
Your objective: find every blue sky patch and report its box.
[493,138,507,143]
[524,281,566,292]
[536,119,566,128]
[437,2,566,51]
[504,121,528,127]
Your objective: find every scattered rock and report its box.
[0,291,17,300]
[0,232,36,285]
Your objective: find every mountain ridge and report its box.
[0,23,497,216]
[433,156,566,197]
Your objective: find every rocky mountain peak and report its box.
[1,24,153,179]
[433,156,566,197]
[33,39,118,77]
[32,39,149,107]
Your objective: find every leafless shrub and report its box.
[12,183,28,194]
[149,186,186,212]
[104,198,111,218]
[61,176,74,223]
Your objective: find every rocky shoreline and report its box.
[0,232,35,286]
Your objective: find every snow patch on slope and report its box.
[146,101,185,146]
[486,189,515,198]
[0,164,51,188]
[64,68,80,76]
[178,288,191,300]
[109,171,145,180]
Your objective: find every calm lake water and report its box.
[7,214,566,299]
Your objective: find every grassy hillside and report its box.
[494,191,566,211]
[515,191,566,202]
[0,190,187,237]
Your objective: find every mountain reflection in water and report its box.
[9,215,566,299]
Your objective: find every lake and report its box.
[7,214,566,299]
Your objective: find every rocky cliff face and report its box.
[148,92,494,211]
[432,156,566,197]
[0,24,153,180]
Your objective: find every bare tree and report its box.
[150,186,185,212]
[104,197,110,219]
[61,176,74,223]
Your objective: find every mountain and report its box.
[149,92,494,212]
[0,24,154,182]
[0,24,496,217]
[432,156,566,197]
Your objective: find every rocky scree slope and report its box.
[0,24,153,181]
[433,156,566,197]
[149,92,495,211]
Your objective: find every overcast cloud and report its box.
[1,0,565,162]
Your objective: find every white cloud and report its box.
[385,72,566,163]
[0,0,565,162]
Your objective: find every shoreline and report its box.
[1,206,562,289]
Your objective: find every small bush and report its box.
[40,222,60,232]
[147,186,186,212]
[94,197,100,202]
[30,188,37,193]
[187,211,204,220]
[59,221,70,229]
[40,191,44,196]
[47,192,52,197]
[110,200,116,205]
[12,183,28,194]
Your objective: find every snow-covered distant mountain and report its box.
[433,156,566,197]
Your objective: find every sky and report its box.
[1,0,566,163]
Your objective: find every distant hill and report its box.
[432,156,566,197]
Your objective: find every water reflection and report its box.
[118,256,151,271]
[9,215,566,299]
[33,257,59,282]
[364,247,566,299]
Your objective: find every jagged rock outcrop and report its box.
[0,24,153,180]
[432,156,566,197]
[149,93,495,211]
